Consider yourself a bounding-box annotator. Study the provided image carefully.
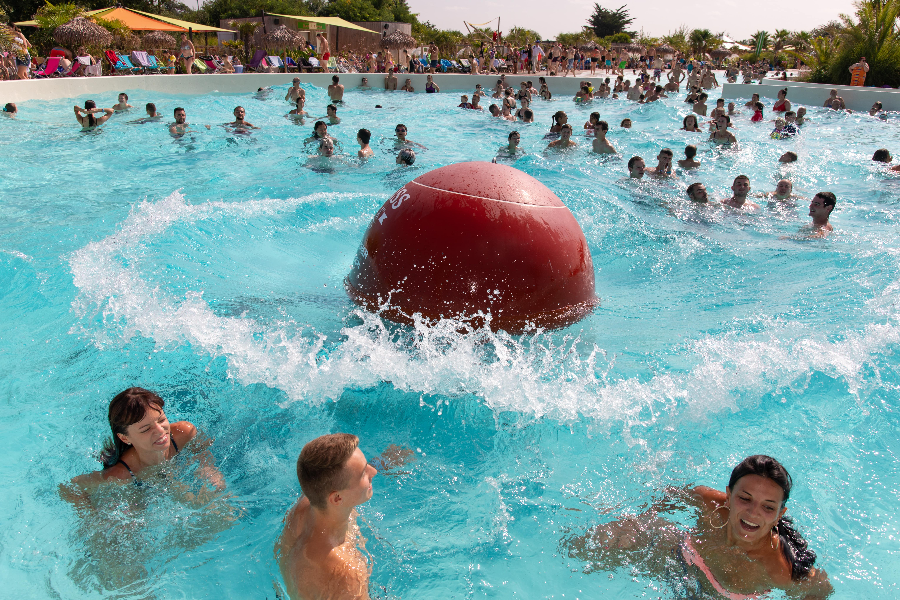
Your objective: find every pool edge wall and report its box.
[721,81,900,112]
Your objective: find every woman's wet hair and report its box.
[872,148,891,162]
[312,120,326,137]
[756,102,764,111]
[780,88,788,97]
[552,110,567,127]
[84,100,96,127]
[682,114,697,128]
[728,455,816,579]
[99,388,165,469]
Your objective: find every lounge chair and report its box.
[118,54,143,73]
[285,56,299,72]
[247,49,268,72]
[440,58,452,72]
[327,56,337,71]
[105,50,134,74]
[459,58,472,73]
[148,55,172,74]
[449,59,464,72]
[193,58,208,73]
[201,56,223,73]
[32,57,61,78]
[307,57,324,72]
[267,55,286,72]
[130,51,154,73]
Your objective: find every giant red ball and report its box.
[345,161,598,332]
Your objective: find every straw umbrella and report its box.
[381,30,417,69]
[710,47,730,66]
[144,30,176,51]
[655,44,675,56]
[53,16,112,50]
[264,25,300,72]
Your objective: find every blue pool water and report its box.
[2,80,900,598]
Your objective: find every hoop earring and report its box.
[708,506,728,529]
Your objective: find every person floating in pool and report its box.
[328,75,344,103]
[112,93,132,112]
[710,115,737,145]
[722,175,759,210]
[170,107,210,137]
[546,123,576,150]
[591,121,616,154]
[225,106,258,132]
[357,129,374,158]
[60,387,224,507]
[276,434,413,600]
[393,124,426,149]
[74,100,113,129]
[807,192,836,237]
[566,455,833,599]
[286,77,306,103]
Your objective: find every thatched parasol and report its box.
[143,30,176,50]
[610,42,644,54]
[655,44,675,55]
[380,30,417,50]
[264,25,300,50]
[709,47,731,59]
[53,16,112,48]
[579,41,599,51]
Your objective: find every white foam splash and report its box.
[69,192,900,429]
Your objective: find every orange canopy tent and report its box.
[95,7,184,31]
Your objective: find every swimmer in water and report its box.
[327,75,344,103]
[225,106,258,131]
[650,148,676,177]
[170,107,210,137]
[394,123,426,149]
[286,78,306,103]
[584,111,600,133]
[384,70,398,90]
[744,93,760,109]
[677,144,701,169]
[326,104,340,124]
[566,455,832,600]
[686,182,710,202]
[357,77,371,90]
[796,107,808,126]
[681,114,702,132]
[470,94,484,110]
[112,93,132,112]
[401,78,414,92]
[549,110,568,134]
[60,387,224,507]
[74,100,113,129]
[496,130,522,159]
[591,120,616,154]
[515,96,531,120]
[316,137,335,157]
[458,94,473,109]
[628,155,646,179]
[779,151,798,163]
[288,96,309,119]
[721,174,759,210]
[275,435,413,600]
[304,121,331,144]
[357,128,374,158]
[546,123,576,149]
[2,102,16,117]
[396,147,416,165]
[621,118,632,129]
[765,178,804,206]
[869,101,883,117]
[807,192,836,237]
[710,114,737,145]
[129,103,162,124]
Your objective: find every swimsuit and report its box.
[426,83,436,93]
[751,110,763,122]
[773,99,788,112]
[180,44,193,59]
[118,436,179,485]
[679,536,768,600]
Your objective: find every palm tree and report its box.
[689,28,717,58]
[830,0,900,85]
[662,26,690,55]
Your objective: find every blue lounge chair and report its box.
[440,58,452,72]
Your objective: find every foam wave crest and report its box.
[69,193,900,426]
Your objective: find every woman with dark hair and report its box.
[62,388,222,505]
[568,455,833,599]
[74,100,113,129]
[681,114,702,132]
[773,88,791,112]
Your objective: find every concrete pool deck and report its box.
[3,71,899,113]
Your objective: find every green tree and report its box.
[689,28,718,57]
[505,26,542,46]
[31,1,84,55]
[662,25,690,55]
[587,3,633,38]
[821,0,900,86]
[557,28,593,47]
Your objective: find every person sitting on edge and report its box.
[328,75,344,103]
[458,94,473,109]
[722,174,759,210]
[276,434,412,600]
[628,155,646,179]
[779,151,798,163]
[356,128,374,158]
[678,144,701,169]
[566,455,832,600]
[682,114,702,132]
[650,148,676,177]
[686,182,710,202]
[397,148,416,165]
[592,120,616,154]
[170,107,210,136]
[3,102,17,117]
[807,192,836,237]
[112,93,132,112]
[401,78,414,92]
[60,387,224,507]
[710,114,737,145]
[546,123,576,149]
[286,78,305,103]
[384,70,398,90]
[225,106,258,130]
[74,100,113,129]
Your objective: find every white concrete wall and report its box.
[721,81,900,112]
[1,71,601,103]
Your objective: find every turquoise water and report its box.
[2,80,900,598]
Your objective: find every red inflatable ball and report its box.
[344,161,598,333]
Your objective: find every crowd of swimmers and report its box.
[61,387,834,599]
[11,70,900,236]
